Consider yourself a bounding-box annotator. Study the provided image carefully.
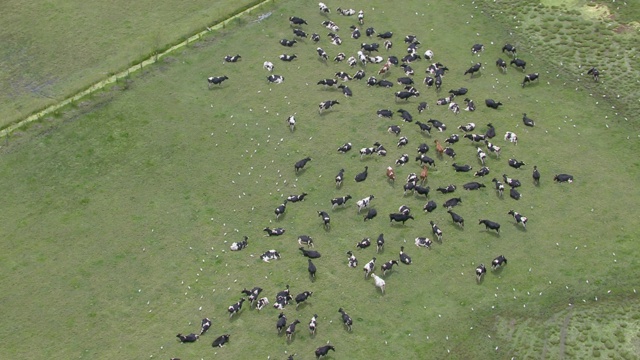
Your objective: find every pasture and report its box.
[1,0,639,359]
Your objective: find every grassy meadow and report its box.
[1,0,639,359]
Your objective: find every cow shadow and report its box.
[512,223,527,232]
[481,230,501,238]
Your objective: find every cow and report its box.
[207,76,228,88]
[389,213,414,224]
[295,291,313,308]
[227,298,245,317]
[464,182,486,190]
[418,101,428,113]
[381,259,398,275]
[298,235,314,248]
[532,165,541,184]
[399,246,412,264]
[508,158,526,169]
[464,62,482,76]
[479,219,500,233]
[436,184,456,194]
[212,334,231,347]
[319,100,339,113]
[491,255,507,270]
[587,67,600,82]
[496,58,507,73]
[553,174,574,183]
[331,195,352,208]
[230,236,249,251]
[415,237,432,248]
[275,201,287,219]
[200,318,212,335]
[508,210,528,228]
[471,43,485,54]
[503,174,522,188]
[504,131,518,145]
[263,61,274,71]
[430,221,443,241]
[279,54,297,62]
[443,197,462,209]
[474,166,490,177]
[338,308,353,331]
[485,99,503,109]
[293,28,308,38]
[416,154,435,166]
[294,157,311,173]
[427,119,446,132]
[347,251,358,268]
[492,178,504,197]
[443,147,456,159]
[280,39,297,47]
[502,43,517,57]
[267,74,285,83]
[337,143,352,153]
[261,250,281,262]
[452,163,472,172]
[318,2,330,13]
[364,208,377,221]
[264,227,285,236]
[335,168,345,187]
[522,73,539,87]
[356,195,375,213]
[395,91,419,101]
[177,333,199,343]
[485,123,496,139]
[386,166,396,182]
[309,314,318,335]
[448,210,465,227]
[423,200,437,213]
[316,47,328,61]
[510,58,526,71]
[465,133,486,142]
[355,166,368,182]
[318,211,330,229]
[316,344,336,359]
[510,187,522,200]
[299,247,321,259]
[338,84,352,97]
[351,26,361,39]
[398,109,413,122]
[476,264,487,282]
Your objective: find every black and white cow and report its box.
[479,219,500,233]
[436,95,454,106]
[415,121,431,134]
[309,314,318,335]
[280,39,297,47]
[399,246,412,264]
[417,101,428,113]
[448,210,465,227]
[485,99,503,109]
[200,318,212,335]
[318,2,330,13]
[224,54,241,62]
[338,84,352,97]
[416,143,429,154]
[212,334,231,347]
[280,54,297,62]
[295,291,313,308]
[207,76,229,88]
[227,298,245,317]
[311,33,320,42]
[471,43,485,54]
[317,78,339,87]
[293,28,308,38]
[443,147,456,159]
[415,154,435,166]
[356,238,372,249]
[363,257,376,278]
[346,251,358,268]
[357,195,375,213]
[230,236,249,251]
[321,20,339,31]
[522,73,539,87]
[316,344,336,359]
[276,312,287,333]
[508,210,528,228]
[275,201,287,219]
[436,184,456,194]
[491,255,507,270]
[318,211,330,228]
[261,250,281,262]
[476,264,487,282]
[388,125,402,136]
[427,119,447,132]
[241,286,263,306]
[350,26,361,39]
[366,27,376,37]
[264,227,285,236]
[415,237,432,248]
[465,133,486,142]
[458,122,476,132]
[485,140,501,158]
[474,166,490,177]
[464,62,482,76]
[263,61,274,72]
[319,100,339,113]
[395,91,419,101]
[398,109,413,122]
[509,187,522,200]
[587,67,600,82]
[256,297,269,310]
[267,74,285,84]
[430,221,443,241]
[423,200,437,213]
[492,178,505,197]
[381,259,398,275]
[395,153,410,165]
[553,174,574,183]
[496,58,507,73]
[445,134,460,145]
[288,192,308,202]
[503,174,521,188]
[508,158,526,169]
[285,319,301,340]
[177,333,199,343]
[353,69,366,80]
[316,47,328,61]
[298,235,314,247]
[337,142,352,153]
[502,43,517,56]
[331,195,352,208]
[510,58,526,71]
[377,109,393,118]
[504,131,518,145]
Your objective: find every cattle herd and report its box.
[176,2,581,358]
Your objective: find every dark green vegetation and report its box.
[1,0,639,359]
[0,0,261,128]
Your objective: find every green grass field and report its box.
[1,0,639,359]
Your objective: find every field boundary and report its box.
[0,0,273,139]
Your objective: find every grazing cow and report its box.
[338,84,352,97]
[485,99,503,109]
[355,166,368,182]
[371,273,386,293]
[420,165,428,184]
[458,122,476,132]
[299,247,321,258]
[381,259,398,275]
[474,166,490,177]
[424,200,437,213]
[485,140,501,158]
[364,208,377,221]
[508,210,528,228]
[508,158,526,169]
[416,154,435,166]
[398,109,413,122]
[347,251,358,268]
[261,250,281,262]
[177,333,199,343]
[288,193,308,203]
[485,123,496,139]
[464,182,486,190]
[318,2,330,13]
[401,63,413,75]
[522,113,535,127]
[510,58,526,71]
[464,62,482,76]
[414,184,430,198]
[395,91,419,101]
[227,298,245,317]
[448,209,465,227]
[286,320,301,340]
[256,297,269,310]
[496,58,507,73]
[309,314,318,335]
[200,318,212,335]
[316,344,336,359]
[356,238,371,249]
[415,121,432,134]
[275,201,287,220]
[263,61,274,72]
[295,291,313,308]
[337,143,352,153]
[267,74,285,84]
[318,211,330,229]
[207,76,228,88]
[241,286,263,306]
[471,43,485,54]
[298,235,314,247]
[476,264,487,282]
[308,259,317,279]
[532,165,541,184]
[357,195,375,213]
[389,212,414,225]
[417,143,429,154]
[264,227,285,236]
[289,16,307,25]
[492,178,505,197]
[465,133,486,142]
[522,73,539,87]
[510,187,522,200]
[212,334,230,348]
[230,236,249,251]
[427,119,446,132]
[554,174,574,183]
[375,233,385,253]
[331,195,352,208]
[295,157,311,173]
[479,219,500,233]
[277,312,287,333]
[335,168,345,187]
[280,39,297,47]
[318,100,339,113]
[432,140,444,156]
[293,28,308,38]
[444,197,462,209]
[443,147,456,159]
[452,163,472,172]
[386,166,396,182]
[430,221,443,241]
[311,33,320,42]
[363,257,376,278]
[415,237,432,248]
[502,43,517,56]
[397,136,409,148]
[280,54,297,62]
[587,67,600,82]
[417,101,429,113]
[504,131,518,145]
[492,255,507,270]
[399,246,412,264]
[436,184,456,194]
[503,174,522,188]
[224,55,242,62]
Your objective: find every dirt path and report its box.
[0,0,272,138]
[559,305,573,359]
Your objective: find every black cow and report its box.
[502,43,517,56]
[338,308,353,331]
[443,197,462,209]
[388,125,402,136]
[275,201,287,220]
[452,163,472,172]
[510,58,526,71]
[395,91,419,101]
[416,154,435,166]
[319,100,339,113]
[295,157,311,173]
[318,211,330,229]
[423,200,437,213]
[503,174,521,188]
[492,255,507,269]
[508,159,526,169]
[448,210,465,227]
[554,174,574,183]
[427,119,446,132]
[398,109,413,122]
[295,291,313,308]
[464,182,485,190]
[293,28,307,38]
[522,113,535,127]
[212,334,230,347]
[308,259,317,278]
[366,27,376,37]
[436,184,456,194]
[443,147,456,159]
[207,76,228,88]
[415,121,432,134]
[414,185,430,198]
[587,67,600,82]
[298,235,314,247]
[335,168,344,187]
[364,208,377,221]
[496,58,507,73]
[316,344,336,359]
[289,16,308,25]
[177,333,199,343]
[338,84,352,97]
[377,109,393,118]
[378,79,394,88]
[299,247,321,258]
[509,187,522,200]
[276,312,287,333]
[532,165,541,184]
[418,102,428,113]
[377,31,393,39]
[522,73,539,87]
[479,219,500,233]
[376,233,385,253]
[485,99,503,109]
[471,43,484,54]
[355,166,368,182]
[389,213,415,224]
[449,88,468,96]
[464,62,482,76]
[485,123,496,139]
